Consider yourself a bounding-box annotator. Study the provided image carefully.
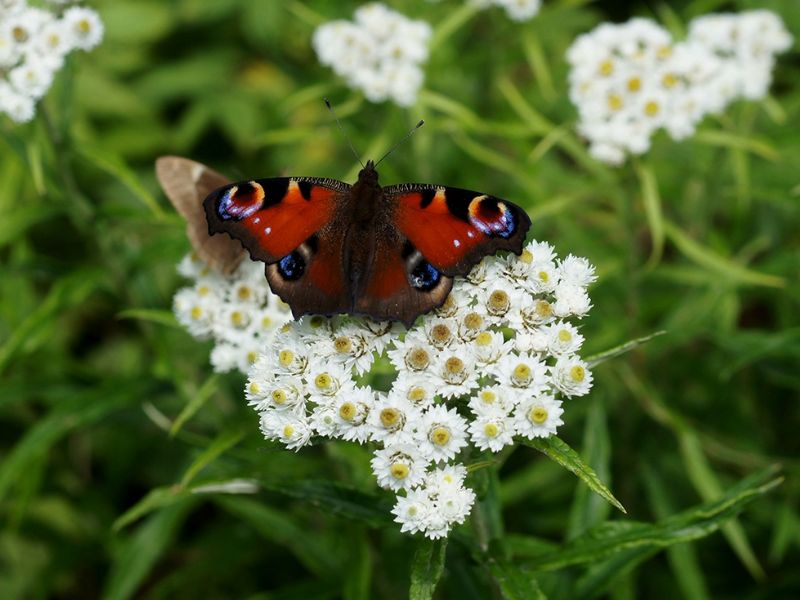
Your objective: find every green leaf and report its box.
[409,538,448,600]
[523,437,626,514]
[216,496,341,578]
[103,502,192,600]
[259,479,391,527]
[512,466,782,572]
[179,428,244,486]
[116,308,179,328]
[693,129,779,161]
[664,221,785,288]
[77,145,165,219]
[633,160,665,269]
[488,560,547,600]
[585,331,666,367]
[113,486,191,532]
[171,375,221,437]
[567,399,612,540]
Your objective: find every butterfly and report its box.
[157,156,531,327]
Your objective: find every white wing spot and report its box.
[264,227,272,235]
[467,231,475,238]
[453,239,461,248]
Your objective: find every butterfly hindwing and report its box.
[386,184,531,276]
[155,156,245,275]
[203,177,352,318]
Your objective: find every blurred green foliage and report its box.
[1,0,799,598]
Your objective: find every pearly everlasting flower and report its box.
[0,1,103,123]
[172,255,292,373]
[312,3,431,107]
[176,238,596,538]
[567,11,792,165]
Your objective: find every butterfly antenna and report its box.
[375,119,425,167]
[324,98,365,169]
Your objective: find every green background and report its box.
[1,0,798,598]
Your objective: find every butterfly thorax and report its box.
[349,160,381,226]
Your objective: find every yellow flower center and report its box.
[598,59,614,76]
[248,382,260,394]
[445,357,465,376]
[627,76,642,92]
[261,316,273,328]
[278,349,294,366]
[657,45,672,59]
[314,373,332,390]
[475,332,493,347]
[480,389,497,404]
[570,365,586,382]
[246,351,258,365]
[197,285,210,296]
[430,426,451,446]
[190,306,203,320]
[644,100,660,117]
[535,300,553,318]
[463,312,483,331]
[407,386,426,403]
[440,295,456,314]
[430,323,452,346]
[513,363,532,385]
[12,26,27,42]
[271,389,287,405]
[407,348,430,370]
[78,19,92,34]
[379,408,403,432]
[538,270,549,282]
[390,463,410,480]
[338,402,357,421]
[662,73,678,89]
[558,329,572,342]
[520,249,533,264]
[230,310,247,328]
[334,336,352,353]
[529,406,548,424]
[607,93,624,111]
[484,423,500,438]
[488,290,510,314]
[237,286,252,301]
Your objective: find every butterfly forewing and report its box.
[203,176,353,319]
[385,184,532,276]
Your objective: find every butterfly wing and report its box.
[155,156,245,275]
[203,176,352,318]
[353,184,531,326]
[387,184,531,276]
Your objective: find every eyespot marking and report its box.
[410,261,441,291]
[468,197,516,238]
[277,251,305,281]
[216,181,265,221]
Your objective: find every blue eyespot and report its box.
[410,261,440,291]
[278,252,305,281]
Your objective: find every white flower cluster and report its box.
[248,239,596,539]
[567,11,792,165]
[472,0,542,22]
[312,3,432,107]
[0,0,103,123]
[173,253,291,374]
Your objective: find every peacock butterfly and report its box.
[205,162,532,326]
[157,156,531,327]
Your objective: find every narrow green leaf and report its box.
[522,30,556,102]
[171,374,221,437]
[513,466,781,572]
[430,2,481,51]
[77,145,165,219]
[113,486,190,532]
[343,528,371,600]
[259,479,391,526]
[633,160,665,268]
[694,130,779,161]
[678,431,766,580]
[586,331,666,367]
[180,428,244,486]
[116,308,179,328]
[488,560,547,600]
[664,221,785,288]
[567,399,612,540]
[524,437,626,514]
[216,496,340,578]
[103,502,192,600]
[409,538,448,600]
[574,546,658,599]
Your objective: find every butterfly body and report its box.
[158,155,531,327]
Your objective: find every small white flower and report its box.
[543,321,584,356]
[261,412,312,451]
[367,395,421,445]
[468,385,518,416]
[63,6,103,51]
[493,351,549,396]
[392,487,434,535]
[432,350,479,399]
[328,386,374,443]
[514,395,564,439]
[552,356,593,397]
[418,405,469,462]
[469,411,515,452]
[371,444,429,491]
